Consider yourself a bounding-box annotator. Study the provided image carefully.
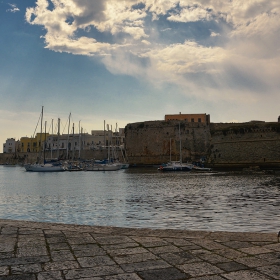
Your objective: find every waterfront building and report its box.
[165,113,210,124]
[43,129,125,156]
[3,138,20,153]
[20,133,49,153]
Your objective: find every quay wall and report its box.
[0,149,121,165]
[125,121,280,168]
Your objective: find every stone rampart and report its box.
[125,120,280,168]
[208,122,280,169]
[125,120,211,165]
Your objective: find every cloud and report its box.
[25,0,280,101]
[6,3,20,13]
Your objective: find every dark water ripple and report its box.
[0,166,279,232]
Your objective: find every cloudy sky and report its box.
[1,0,280,151]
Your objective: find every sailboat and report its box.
[24,107,66,172]
[85,122,121,171]
[158,122,192,172]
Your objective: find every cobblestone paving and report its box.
[0,220,279,279]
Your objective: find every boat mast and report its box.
[44,121,47,164]
[170,138,171,162]
[78,120,81,159]
[51,119,53,159]
[72,122,74,160]
[57,118,60,159]
[66,113,71,159]
[179,121,182,164]
[104,120,106,151]
[39,106,44,162]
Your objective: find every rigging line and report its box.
[32,111,42,138]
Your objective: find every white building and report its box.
[3,138,19,153]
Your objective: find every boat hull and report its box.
[24,164,65,172]
[158,161,192,172]
[86,164,122,171]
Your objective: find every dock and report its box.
[0,219,279,279]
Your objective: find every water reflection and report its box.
[0,166,279,232]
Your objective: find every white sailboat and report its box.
[24,107,66,172]
[85,122,121,171]
[158,122,193,172]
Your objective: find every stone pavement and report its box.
[0,219,279,280]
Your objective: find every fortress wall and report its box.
[125,120,211,165]
[208,122,280,168]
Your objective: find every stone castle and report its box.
[125,113,280,169]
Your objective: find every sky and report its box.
[1,0,280,151]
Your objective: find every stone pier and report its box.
[0,219,279,279]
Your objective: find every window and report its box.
[198,118,201,122]
[191,118,194,122]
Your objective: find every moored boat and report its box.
[85,163,122,171]
[24,163,66,172]
[158,161,193,172]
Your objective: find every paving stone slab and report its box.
[63,265,124,279]
[238,246,272,255]
[120,260,170,273]
[49,242,70,251]
[139,240,170,248]
[197,253,231,264]
[180,244,202,250]
[220,241,253,249]
[16,246,48,257]
[43,260,80,271]
[215,261,248,272]
[0,256,50,266]
[0,242,15,252]
[101,242,139,250]
[37,270,64,280]
[0,266,9,276]
[103,273,142,280]
[235,256,272,268]
[113,252,159,265]
[194,276,228,280]
[77,255,116,267]
[159,251,199,265]
[11,263,42,274]
[70,244,106,257]
[0,252,15,259]
[46,237,67,244]
[138,267,189,280]
[18,229,43,235]
[0,275,36,280]
[222,270,273,280]
[94,236,133,245]
[130,236,164,243]
[147,245,182,254]
[107,247,149,257]
[263,243,280,252]
[50,250,76,262]
[178,262,224,277]
[191,240,229,251]
[67,236,96,245]
[254,252,280,264]
[213,248,248,259]
[163,238,196,247]
[256,264,280,279]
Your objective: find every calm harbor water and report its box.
[0,166,279,232]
